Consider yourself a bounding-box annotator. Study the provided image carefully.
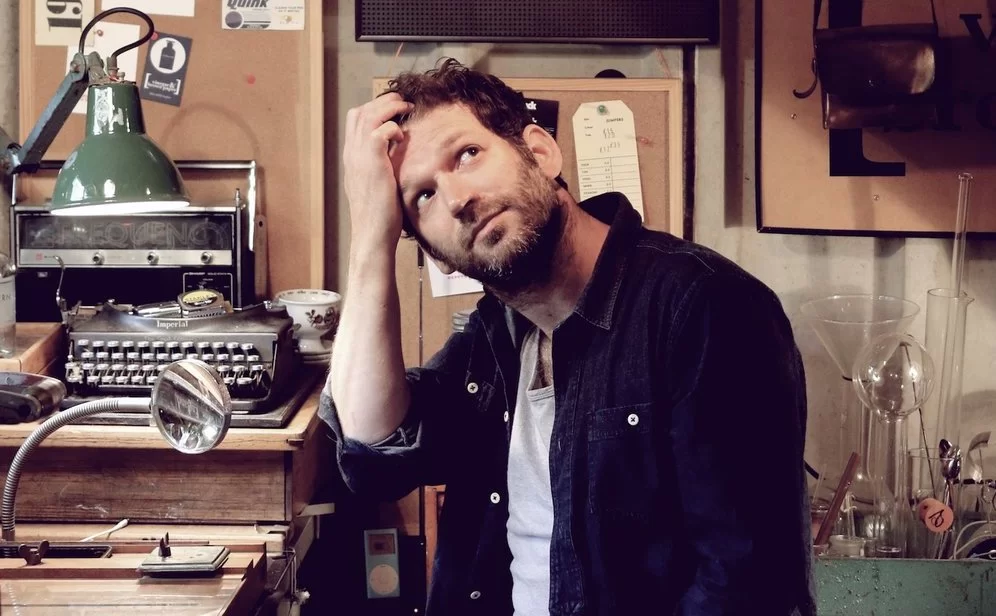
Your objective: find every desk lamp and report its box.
[1,359,231,542]
[0,7,188,214]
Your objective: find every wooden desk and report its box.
[0,384,332,613]
[0,543,269,615]
[0,384,332,526]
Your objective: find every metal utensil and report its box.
[966,431,991,484]
[944,448,963,484]
[935,443,963,559]
[940,438,953,460]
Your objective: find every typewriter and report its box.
[63,289,299,414]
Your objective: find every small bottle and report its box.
[159,41,176,71]
[0,253,15,358]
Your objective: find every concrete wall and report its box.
[0,1,16,248]
[2,1,993,476]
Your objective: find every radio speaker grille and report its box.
[356,0,719,44]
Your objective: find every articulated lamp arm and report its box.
[0,6,156,179]
[0,51,106,177]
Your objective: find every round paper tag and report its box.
[918,498,954,533]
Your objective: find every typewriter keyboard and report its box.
[65,337,276,400]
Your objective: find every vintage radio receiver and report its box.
[12,204,255,322]
[63,291,297,414]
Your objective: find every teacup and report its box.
[273,288,342,354]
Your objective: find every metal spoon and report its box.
[940,438,953,460]
[944,448,963,483]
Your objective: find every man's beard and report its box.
[430,166,565,294]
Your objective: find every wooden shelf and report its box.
[0,544,268,614]
[0,386,324,451]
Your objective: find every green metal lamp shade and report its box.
[50,82,189,215]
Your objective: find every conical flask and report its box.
[800,294,919,546]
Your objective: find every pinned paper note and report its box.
[101,0,195,17]
[222,0,305,30]
[35,0,95,47]
[66,21,140,114]
[572,100,644,217]
[139,33,193,107]
[426,260,484,298]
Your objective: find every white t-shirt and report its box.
[506,327,555,616]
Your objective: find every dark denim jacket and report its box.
[321,193,815,616]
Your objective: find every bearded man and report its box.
[323,58,815,616]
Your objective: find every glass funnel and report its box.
[800,294,920,547]
[853,333,935,557]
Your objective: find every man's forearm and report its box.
[328,242,411,443]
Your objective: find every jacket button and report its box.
[467,382,479,394]
[627,413,640,426]
[489,492,501,504]
[470,590,481,600]
[503,411,509,423]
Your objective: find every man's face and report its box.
[391,104,563,289]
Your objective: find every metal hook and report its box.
[48,255,67,315]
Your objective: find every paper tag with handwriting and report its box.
[572,100,644,217]
[918,498,954,533]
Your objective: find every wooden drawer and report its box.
[0,322,63,376]
[0,386,332,526]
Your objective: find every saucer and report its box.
[298,338,333,355]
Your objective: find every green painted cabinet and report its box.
[816,558,996,615]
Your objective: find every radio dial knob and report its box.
[91,252,104,265]
[200,251,213,265]
[146,251,159,265]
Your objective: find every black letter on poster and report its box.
[959,14,996,52]
[827,0,905,177]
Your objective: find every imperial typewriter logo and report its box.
[156,319,189,330]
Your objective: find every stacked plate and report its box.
[299,339,333,366]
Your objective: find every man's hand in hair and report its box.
[342,92,413,250]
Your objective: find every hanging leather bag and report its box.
[794,0,942,130]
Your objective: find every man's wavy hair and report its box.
[385,58,567,238]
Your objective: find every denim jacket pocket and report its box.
[465,377,496,415]
[586,402,657,516]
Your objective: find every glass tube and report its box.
[873,416,912,556]
[923,289,973,455]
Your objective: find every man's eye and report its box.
[414,190,434,209]
[458,147,479,164]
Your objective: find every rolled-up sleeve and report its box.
[320,324,481,502]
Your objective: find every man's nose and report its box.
[437,175,476,218]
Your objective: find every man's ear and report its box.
[521,124,563,181]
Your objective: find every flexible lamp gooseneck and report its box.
[0,7,188,215]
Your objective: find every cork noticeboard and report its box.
[16,1,325,297]
[757,0,996,236]
[372,77,683,366]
